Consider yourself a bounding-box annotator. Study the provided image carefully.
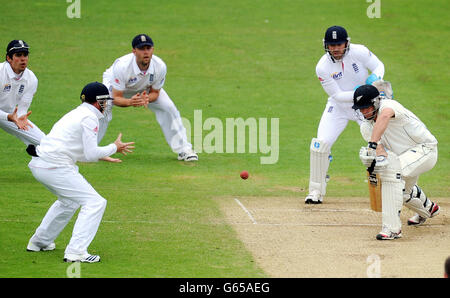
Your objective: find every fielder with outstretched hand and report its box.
[26,82,134,262]
[354,84,440,240]
[305,26,385,204]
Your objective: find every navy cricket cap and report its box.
[132,34,154,48]
[80,82,112,103]
[6,40,29,55]
[352,85,380,110]
[324,26,349,45]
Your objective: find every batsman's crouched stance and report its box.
[354,84,440,240]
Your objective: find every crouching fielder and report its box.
[26,82,134,262]
[354,84,440,240]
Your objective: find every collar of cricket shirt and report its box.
[82,102,105,119]
[132,55,155,78]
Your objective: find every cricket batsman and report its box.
[354,83,440,240]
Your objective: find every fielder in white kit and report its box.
[354,84,440,240]
[26,82,135,262]
[101,34,197,161]
[305,26,385,204]
[0,40,45,146]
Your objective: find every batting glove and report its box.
[359,146,376,168]
[373,155,389,173]
[365,73,381,85]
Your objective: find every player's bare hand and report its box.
[114,132,135,155]
[8,107,33,130]
[130,92,147,107]
[100,156,122,163]
[141,90,150,105]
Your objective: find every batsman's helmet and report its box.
[80,82,112,112]
[352,85,381,120]
[352,85,380,110]
[323,26,350,61]
[6,40,29,58]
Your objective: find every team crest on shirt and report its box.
[149,74,154,83]
[3,84,11,92]
[352,63,359,73]
[331,71,343,80]
[18,84,25,93]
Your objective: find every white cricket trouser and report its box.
[0,118,45,145]
[316,100,362,146]
[98,88,192,154]
[28,157,107,255]
[399,143,438,195]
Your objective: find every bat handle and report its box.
[367,159,376,175]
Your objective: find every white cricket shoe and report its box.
[27,241,56,252]
[63,253,101,263]
[407,214,426,226]
[376,227,402,240]
[305,191,323,204]
[407,202,440,226]
[178,149,198,162]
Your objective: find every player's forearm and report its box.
[147,90,160,103]
[370,114,390,143]
[0,110,9,121]
[367,56,385,79]
[331,90,354,103]
[112,96,132,107]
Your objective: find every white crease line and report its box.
[234,198,257,225]
[251,208,375,213]
[229,222,447,228]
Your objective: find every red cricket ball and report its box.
[240,171,249,180]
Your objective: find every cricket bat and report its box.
[367,160,382,212]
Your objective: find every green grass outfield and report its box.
[0,0,448,277]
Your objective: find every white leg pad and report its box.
[308,138,331,196]
[404,185,434,218]
[379,152,403,232]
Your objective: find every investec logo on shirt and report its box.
[331,72,343,80]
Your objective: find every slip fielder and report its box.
[101,34,197,162]
[305,26,385,204]
[0,40,45,146]
[354,84,440,240]
[26,82,134,262]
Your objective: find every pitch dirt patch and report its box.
[216,196,450,277]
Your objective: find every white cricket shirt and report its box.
[368,100,437,155]
[0,61,38,120]
[103,53,167,98]
[36,103,117,166]
[316,44,385,106]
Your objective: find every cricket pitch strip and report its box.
[216,196,450,278]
